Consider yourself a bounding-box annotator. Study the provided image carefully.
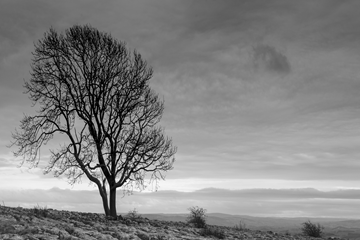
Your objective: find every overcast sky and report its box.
[1,0,360,219]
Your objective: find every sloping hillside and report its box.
[143,213,360,239]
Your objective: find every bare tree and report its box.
[11,25,176,218]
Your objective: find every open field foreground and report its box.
[0,205,347,240]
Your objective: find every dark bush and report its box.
[33,204,49,218]
[301,220,324,238]
[187,206,207,228]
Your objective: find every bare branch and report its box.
[11,25,176,217]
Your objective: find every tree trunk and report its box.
[97,184,110,216]
[101,194,110,216]
[109,187,117,218]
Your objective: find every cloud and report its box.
[0,158,14,167]
[2,1,360,219]
[277,1,360,51]
[252,44,291,75]
[192,188,360,200]
[166,114,360,182]
[0,0,64,62]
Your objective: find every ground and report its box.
[0,205,345,240]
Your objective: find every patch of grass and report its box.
[33,204,49,218]
[301,220,324,238]
[0,201,10,214]
[58,231,75,240]
[187,206,207,228]
[0,224,16,234]
[153,235,168,240]
[19,226,40,235]
[200,226,226,239]
[65,225,76,235]
[137,231,150,240]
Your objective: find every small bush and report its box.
[187,206,207,228]
[301,220,324,238]
[126,208,142,220]
[234,220,247,231]
[200,226,226,239]
[33,204,49,218]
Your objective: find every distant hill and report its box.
[142,213,360,240]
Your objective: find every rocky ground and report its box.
[0,205,346,240]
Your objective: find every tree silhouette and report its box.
[11,25,176,218]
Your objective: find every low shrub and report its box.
[126,208,142,220]
[301,220,324,238]
[200,226,226,239]
[33,204,49,218]
[234,220,247,231]
[186,206,207,228]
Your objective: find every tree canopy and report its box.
[11,25,177,218]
